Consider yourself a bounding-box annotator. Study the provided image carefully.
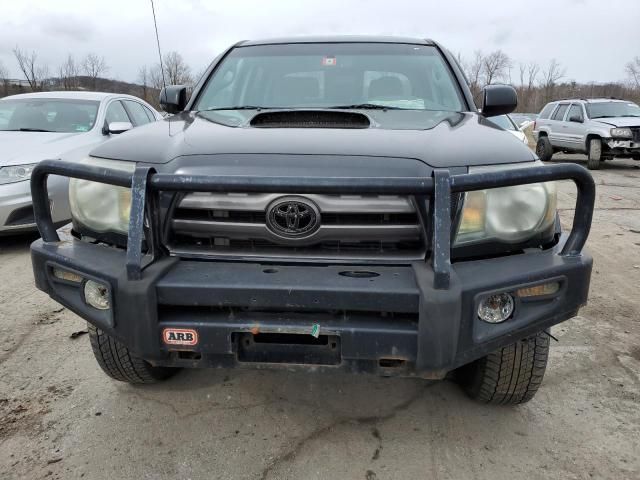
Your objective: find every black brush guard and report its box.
[30,160,595,377]
[31,160,595,285]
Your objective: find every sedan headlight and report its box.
[610,127,632,139]
[69,157,135,235]
[0,163,38,185]
[454,163,557,247]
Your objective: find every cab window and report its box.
[123,100,152,126]
[568,104,584,122]
[539,103,555,119]
[105,101,131,124]
[552,104,569,121]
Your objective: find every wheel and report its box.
[587,138,602,170]
[88,324,178,384]
[535,136,553,162]
[458,330,550,405]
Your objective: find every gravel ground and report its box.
[1,155,639,480]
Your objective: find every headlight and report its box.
[454,163,557,246]
[0,163,38,185]
[610,127,632,139]
[69,157,135,235]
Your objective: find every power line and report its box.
[149,0,166,91]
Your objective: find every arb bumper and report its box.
[29,161,595,378]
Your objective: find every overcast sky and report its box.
[1,0,639,85]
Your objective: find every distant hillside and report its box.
[1,76,160,108]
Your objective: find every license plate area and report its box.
[235,332,341,365]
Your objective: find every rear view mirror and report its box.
[481,85,518,118]
[159,85,188,114]
[108,122,133,134]
[569,115,583,123]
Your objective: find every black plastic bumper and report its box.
[29,161,595,378]
[31,235,591,378]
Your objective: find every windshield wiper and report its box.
[5,128,56,132]
[328,103,404,110]
[201,106,273,111]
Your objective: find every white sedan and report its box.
[0,91,161,235]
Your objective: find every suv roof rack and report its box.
[554,97,625,103]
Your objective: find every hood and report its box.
[89,109,536,169]
[0,131,91,166]
[593,117,640,128]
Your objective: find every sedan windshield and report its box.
[586,101,640,119]
[195,43,465,112]
[0,98,100,132]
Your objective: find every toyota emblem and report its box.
[266,197,320,239]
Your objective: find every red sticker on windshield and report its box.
[322,56,336,66]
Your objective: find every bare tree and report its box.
[527,63,540,90]
[58,54,80,90]
[13,46,49,91]
[626,56,640,89]
[540,59,565,103]
[0,61,9,96]
[163,51,193,85]
[138,66,150,101]
[482,50,511,85]
[82,53,109,89]
[464,50,485,100]
[516,62,541,112]
[149,64,164,90]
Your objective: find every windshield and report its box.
[0,98,100,132]
[488,114,517,131]
[586,101,640,119]
[195,43,465,112]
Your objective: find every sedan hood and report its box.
[593,117,640,128]
[89,110,536,169]
[0,131,89,166]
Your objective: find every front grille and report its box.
[631,128,640,143]
[167,193,427,262]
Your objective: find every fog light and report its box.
[478,293,514,323]
[53,268,83,283]
[84,280,110,310]
[517,282,560,298]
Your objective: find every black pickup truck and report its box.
[30,37,594,405]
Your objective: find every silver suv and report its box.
[533,98,640,169]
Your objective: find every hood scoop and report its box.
[250,110,370,129]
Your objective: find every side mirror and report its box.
[108,121,133,134]
[159,85,188,114]
[481,85,517,118]
[569,115,583,123]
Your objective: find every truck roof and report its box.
[238,35,435,47]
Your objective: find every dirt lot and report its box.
[1,155,639,480]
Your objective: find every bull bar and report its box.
[29,160,595,377]
[31,160,595,284]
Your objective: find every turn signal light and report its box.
[53,268,83,283]
[517,282,560,298]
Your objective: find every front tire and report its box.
[458,331,550,405]
[536,136,553,162]
[88,324,178,384]
[587,138,602,170]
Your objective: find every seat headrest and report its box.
[368,76,404,99]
